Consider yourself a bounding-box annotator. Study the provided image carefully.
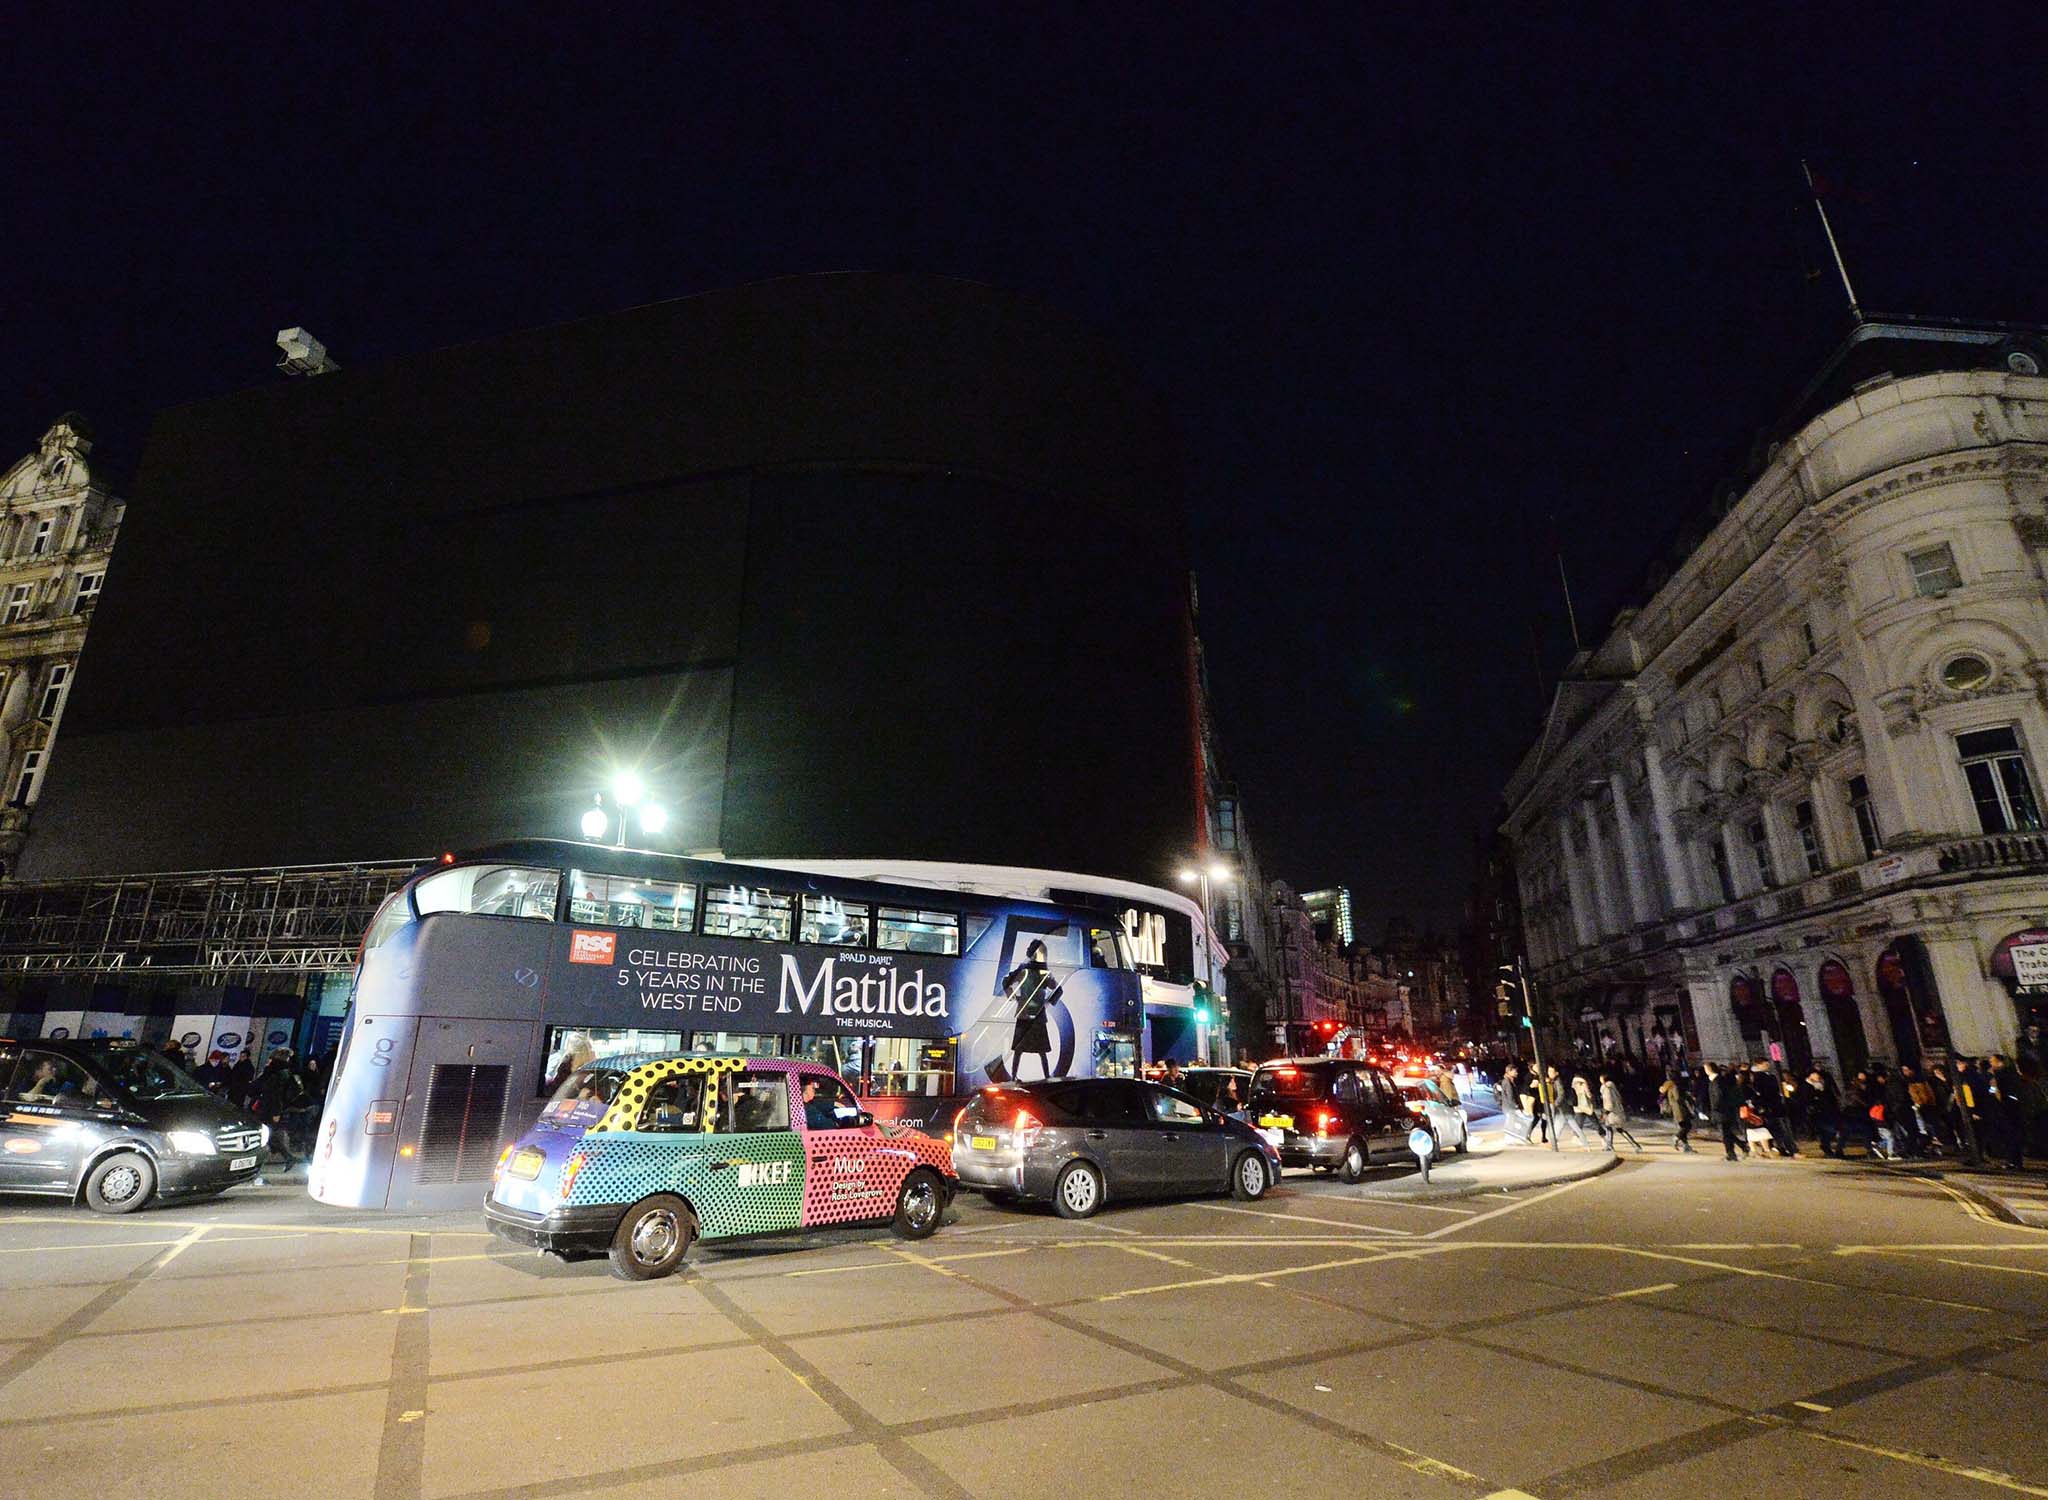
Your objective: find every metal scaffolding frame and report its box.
[0,858,421,981]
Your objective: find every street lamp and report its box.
[579,772,668,848]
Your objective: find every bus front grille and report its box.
[415,1064,510,1184]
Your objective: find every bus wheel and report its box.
[608,1195,693,1281]
[85,1152,156,1214]
[891,1168,945,1239]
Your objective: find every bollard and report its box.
[1409,1124,1436,1184]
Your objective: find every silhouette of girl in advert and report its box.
[1001,940,1064,1081]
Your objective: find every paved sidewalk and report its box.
[1916,1166,2048,1227]
[1342,1128,1627,1202]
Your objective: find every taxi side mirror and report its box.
[856,1111,874,1128]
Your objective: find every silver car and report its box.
[951,1078,1282,1219]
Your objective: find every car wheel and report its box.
[1231,1151,1269,1200]
[607,1195,693,1281]
[1053,1160,1103,1219]
[891,1168,945,1239]
[1339,1138,1368,1183]
[84,1152,157,1214]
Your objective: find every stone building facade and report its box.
[0,418,121,874]
[1505,323,2048,1076]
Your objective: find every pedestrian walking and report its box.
[1660,1070,1695,1151]
[255,1048,305,1168]
[1752,1063,1798,1157]
[1599,1071,1641,1151]
[1801,1066,1843,1158]
[1707,1062,1748,1161]
[1986,1055,2028,1169]
[1567,1071,1597,1148]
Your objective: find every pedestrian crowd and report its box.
[156,1035,336,1169]
[1484,1048,2044,1169]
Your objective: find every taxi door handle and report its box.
[1085,1131,1108,1141]
[706,1160,738,1171]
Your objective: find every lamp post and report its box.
[1177,860,1234,1065]
[580,772,668,848]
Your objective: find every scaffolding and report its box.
[0,858,421,980]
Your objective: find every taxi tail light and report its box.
[1315,1110,1334,1135]
[1011,1110,1043,1151]
[559,1151,588,1197]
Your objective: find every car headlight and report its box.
[260,1124,272,1147]
[167,1130,217,1156]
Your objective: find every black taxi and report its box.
[0,1038,267,1212]
[1246,1057,1423,1181]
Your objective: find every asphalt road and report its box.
[1,1151,2044,1500]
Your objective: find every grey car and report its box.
[950,1077,1282,1219]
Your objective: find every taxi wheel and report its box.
[1339,1138,1368,1183]
[84,1152,156,1214]
[1052,1161,1103,1219]
[1230,1151,1269,1200]
[607,1195,694,1281]
[891,1168,945,1239]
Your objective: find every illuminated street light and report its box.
[1177,868,1199,885]
[579,803,608,840]
[638,802,668,835]
[613,771,645,808]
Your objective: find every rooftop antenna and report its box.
[1801,160,1863,323]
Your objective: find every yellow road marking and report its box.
[153,1226,210,1269]
[1112,1244,1204,1270]
[1934,1257,2048,1279]
[1790,1425,2048,1496]
[1608,1281,1679,1299]
[1383,1441,1483,1483]
[1192,1202,1414,1234]
[1836,1244,2048,1255]
[1793,1400,1832,1413]
[0,1237,189,1255]
[1484,1491,1545,1500]
[1422,1176,1595,1239]
[1092,1249,1404,1302]
[786,1247,1032,1277]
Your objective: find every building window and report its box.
[1847,775,1882,858]
[73,572,102,614]
[1710,834,1736,904]
[1794,800,1824,875]
[1905,543,1961,597]
[12,751,42,808]
[1746,818,1776,888]
[1941,655,1993,692]
[2,584,30,625]
[1955,726,2044,835]
[28,516,54,557]
[37,664,71,722]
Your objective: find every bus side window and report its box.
[1087,928,1129,969]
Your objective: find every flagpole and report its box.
[1802,159,1863,322]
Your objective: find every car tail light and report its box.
[1315,1110,1334,1136]
[559,1151,587,1197]
[492,1144,514,1185]
[1012,1110,1043,1151]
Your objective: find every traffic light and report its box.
[1193,1002,1212,1026]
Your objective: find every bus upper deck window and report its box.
[568,871,698,932]
[362,890,413,951]
[414,864,561,921]
[800,895,870,946]
[702,887,793,942]
[877,907,959,956]
[1087,928,1132,969]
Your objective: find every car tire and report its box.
[891,1168,945,1239]
[84,1152,156,1214]
[607,1195,694,1281]
[1339,1138,1368,1183]
[1230,1151,1269,1200]
[1052,1160,1104,1219]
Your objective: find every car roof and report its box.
[582,1051,837,1075]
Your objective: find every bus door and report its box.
[386,1017,538,1212]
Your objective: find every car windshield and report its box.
[89,1045,209,1101]
[547,1066,623,1107]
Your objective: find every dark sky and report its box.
[9,6,2047,932]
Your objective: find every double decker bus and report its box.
[311,840,1154,1210]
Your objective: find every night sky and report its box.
[9,7,2047,933]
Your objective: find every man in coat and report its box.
[1707,1062,1749,1161]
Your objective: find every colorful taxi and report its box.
[484,1053,955,1279]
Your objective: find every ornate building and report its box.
[1504,320,2048,1076]
[0,418,121,874]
